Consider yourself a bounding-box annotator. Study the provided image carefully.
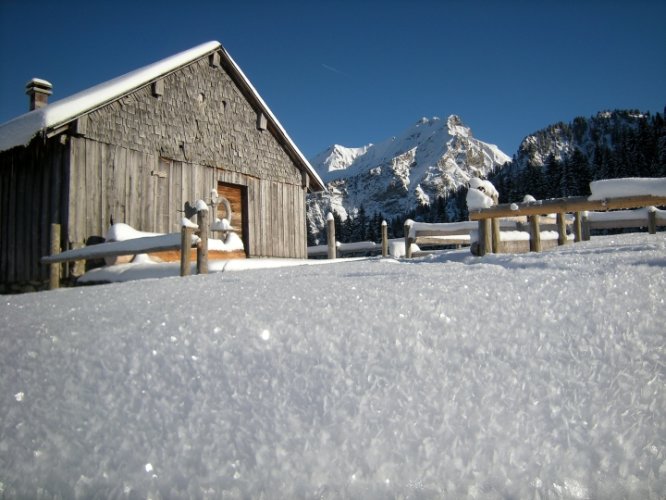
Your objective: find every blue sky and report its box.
[1,0,664,159]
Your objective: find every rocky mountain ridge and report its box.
[306,115,510,239]
[492,109,666,202]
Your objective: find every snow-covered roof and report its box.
[0,41,220,152]
[0,41,325,191]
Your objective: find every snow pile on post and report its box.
[466,177,498,210]
[180,218,199,229]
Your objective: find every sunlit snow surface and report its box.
[1,233,665,499]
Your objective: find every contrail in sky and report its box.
[321,63,349,77]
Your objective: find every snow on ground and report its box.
[1,233,665,499]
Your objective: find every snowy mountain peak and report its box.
[447,114,471,138]
[307,115,511,238]
[309,143,371,179]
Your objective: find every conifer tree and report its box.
[343,215,355,243]
[568,149,591,195]
[355,205,368,241]
[544,154,562,197]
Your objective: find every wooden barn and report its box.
[0,41,325,292]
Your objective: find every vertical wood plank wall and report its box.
[0,141,68,284]
[67,137,307,263]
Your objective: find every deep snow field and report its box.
[1,233,665,499]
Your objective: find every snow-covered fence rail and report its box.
[41,227,202,286]
[403,220,476,259]
[582,206,664,238]
[308,215,391,259]
[42,202,213,288]
[402,217,572,258]
[468,193,666,256]
[41,231,201,264]
[308,241,382,258]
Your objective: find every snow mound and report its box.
[105,223,162,242]
[589,177,666,200]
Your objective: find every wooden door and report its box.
[217,182,248,257]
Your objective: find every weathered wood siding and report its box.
[215,171,307,258]
[82,56,302,185]
[66,139,308,259]
[0,139,68,284]
[65,51,308,260]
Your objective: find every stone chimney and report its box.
[26,78,53,111]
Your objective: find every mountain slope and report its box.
[307,115,510,238]
[513,110,654,168]
[491,109,666,202]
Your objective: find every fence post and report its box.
[573,212,583,242]
[581,212,591,241]
[197,208,209,274]
[49,223,61,290]
[477,219,491,256]
[491,218,500,253]
[381,220,388,257]
[180,226,192,277]
[556,212,568,246]
[326,213,336,259]
[404,220,414,258]
[528,215,542,252]
[648,207,657,234]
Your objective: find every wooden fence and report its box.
[308,216,392,259]
[581,206,664,239]
[42,203,213,289]
[45,199,666,286]
[467,194,666,256]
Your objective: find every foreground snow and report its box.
[1,233,665,499]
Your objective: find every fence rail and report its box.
[308,240,381,258]
[43,202,213,289]
[467,195,666,220]
[468,194,666,256]
[584,206,664,229]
